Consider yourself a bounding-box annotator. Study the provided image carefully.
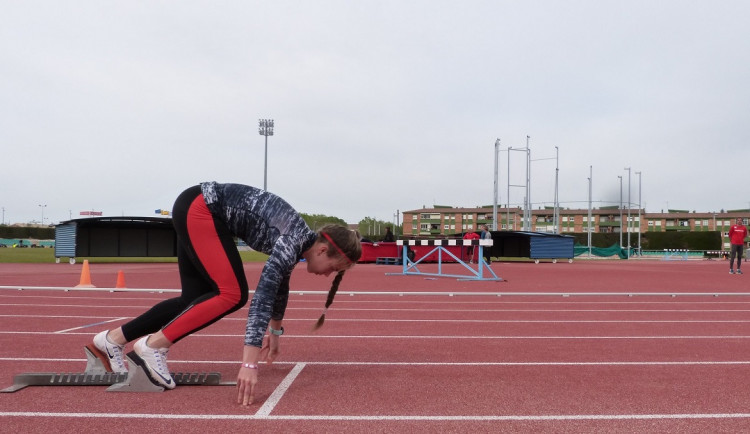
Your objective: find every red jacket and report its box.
[463,232,480,241]
[729,224,748,245]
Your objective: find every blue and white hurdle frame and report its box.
[662,249,689,261]
[387,239,502,281]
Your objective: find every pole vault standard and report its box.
[504,137,559,233]
[387,239,502,281]
[507,146,528,231]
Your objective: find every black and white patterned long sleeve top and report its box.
[201,181,317,347]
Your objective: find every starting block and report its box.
[1,347,224,393]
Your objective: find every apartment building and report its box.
[402,206,749,249]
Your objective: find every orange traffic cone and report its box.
[115,270,126,289]
[75,260,96,288]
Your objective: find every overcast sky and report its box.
[2,1,749,226]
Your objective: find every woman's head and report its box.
[308,224,361,331]
[305,224,362,276]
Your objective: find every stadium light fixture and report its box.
[258,119,275,191]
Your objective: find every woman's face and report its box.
[306,246,349,276]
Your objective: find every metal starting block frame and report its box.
[387,239,502,281]
[1,346,223,393]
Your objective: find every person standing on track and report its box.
[728,217,748,274]
[463,228,480,263]
[87,182,361,405]
[480,224,492,265]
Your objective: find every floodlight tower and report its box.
[258,119,275,190]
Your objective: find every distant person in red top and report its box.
[382,226,395,242]
[728,217,748,274]
[463,229,480,263]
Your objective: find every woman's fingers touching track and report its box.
[236,370,257,406]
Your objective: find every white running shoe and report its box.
[134,336,175,389]
[92,330,128,373]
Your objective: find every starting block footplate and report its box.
[1,348,223,393]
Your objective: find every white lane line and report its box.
[9,307,750,312]
[6,331,750,340]
[1,411,750,421]
[4,357,750,367]
[55,317,129,333]
[255,362,306,417]
[7,315,750,323]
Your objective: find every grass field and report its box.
[0,248,269,264]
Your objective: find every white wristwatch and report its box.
[269,326,284,336]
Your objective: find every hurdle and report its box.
[662,249,689,261]
[386,239,502,281]
[705,250,728,260]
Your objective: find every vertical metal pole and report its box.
[263,134,268,191]
[507,146,511,231]
[618,175,623,248]
[258,119,274,191]
[493,139,499,231]
[636,171,642,256]
[554,146,559,234]
[587,166,592,257]
[525,135,531,232]
[625,167,631,259]
[39,204,46,226]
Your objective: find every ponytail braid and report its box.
[311,270,345,331]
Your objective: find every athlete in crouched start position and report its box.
[87,182,361,405]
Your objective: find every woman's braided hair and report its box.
[311,224,361,331]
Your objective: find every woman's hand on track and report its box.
[236,365,258,406]
[259,334,280,365]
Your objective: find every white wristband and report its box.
[241,363,258,370]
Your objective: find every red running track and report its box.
[2,259,750,433]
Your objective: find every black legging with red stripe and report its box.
[120,185,249,343]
